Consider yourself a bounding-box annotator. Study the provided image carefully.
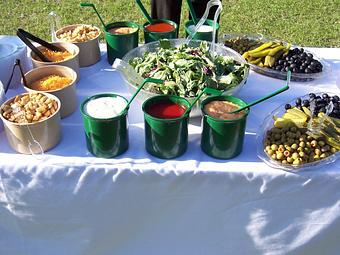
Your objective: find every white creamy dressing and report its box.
[188,24,214,33]
[85,96,127,119]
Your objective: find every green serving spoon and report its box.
[80,3,107,28]
[230,70,291,114]
[135,0,154,24]
[184,87,222,115]
[186,0,199,25]
[123,78,164,112]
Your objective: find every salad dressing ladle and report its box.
[80,3,107,28]
[122,78,163,112]
[230,71,291,114]
[186,0,199,25]
[135,0,154,24]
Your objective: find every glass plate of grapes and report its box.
[250,47,331,82]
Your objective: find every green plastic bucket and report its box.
[81,93,129,158]
[184,19,220,42]
[143,19,178,43]
[200,95,249,159]
[142,95,191,159]
[104,21,139,65]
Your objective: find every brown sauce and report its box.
[204,100,245,120]
[108,26,137,35]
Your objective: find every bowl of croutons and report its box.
[0,92,61,154]
[55,24,101,67]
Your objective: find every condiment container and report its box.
[104,21,139,65]
[200,95,249,159]
[184,19,220,42]
[30,42,80,82]
[142,95,190,159]
[143,19,178,43]
[23,65,77,118]
[55,24,101,67]
[0,92,61,154]
[80,93,129,158]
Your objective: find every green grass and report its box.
[0,0,339,47]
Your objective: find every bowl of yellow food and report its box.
[0,92,61,154]
[30,42,80,81]
[23,65,77,118]
[55,24,101,67]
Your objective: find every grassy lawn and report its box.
[0,0,339,47]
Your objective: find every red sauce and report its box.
[146,101,186,119]
[145,22,175,33]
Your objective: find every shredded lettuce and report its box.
[129,41,249,97]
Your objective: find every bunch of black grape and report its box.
[285,93,340,119]
[272,48,323,74]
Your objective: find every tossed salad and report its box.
[129,41,249,97]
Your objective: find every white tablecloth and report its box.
[0,46,340,255]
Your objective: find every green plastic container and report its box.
[104,21,139,65]
[200,95,249,159]
[80,93,129,158]
[184,19,220,42]
[142,95,191,159]
[143,19,178,43]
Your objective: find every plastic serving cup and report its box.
[184,19,220,42]
[30,42,80,82]
[23,65,78,118]
[80,93,129,158]
[142,95,191,159]
[0,92,61,154]
[104,21,139,65]
[200,95,249,159]
[55,24,101,67]
[143,19,178,44]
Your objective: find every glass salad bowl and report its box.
[117,39,249,117]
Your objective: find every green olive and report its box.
[318,141,326,147]
[292,152,299,160]
[271,144,278,151]
[311,140,318,148]
[276,152,284,160]
[291,143,298,150]
[314,149,321,155]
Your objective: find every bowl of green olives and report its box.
[257,93,340,171]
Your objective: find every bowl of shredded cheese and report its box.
[55,24,101,67]
[23,65,77,118]
[30,42,80,82]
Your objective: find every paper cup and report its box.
[55,24,101,67]
[23,65,77,118]
[0,92,61,154]
[30,42,80,82]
